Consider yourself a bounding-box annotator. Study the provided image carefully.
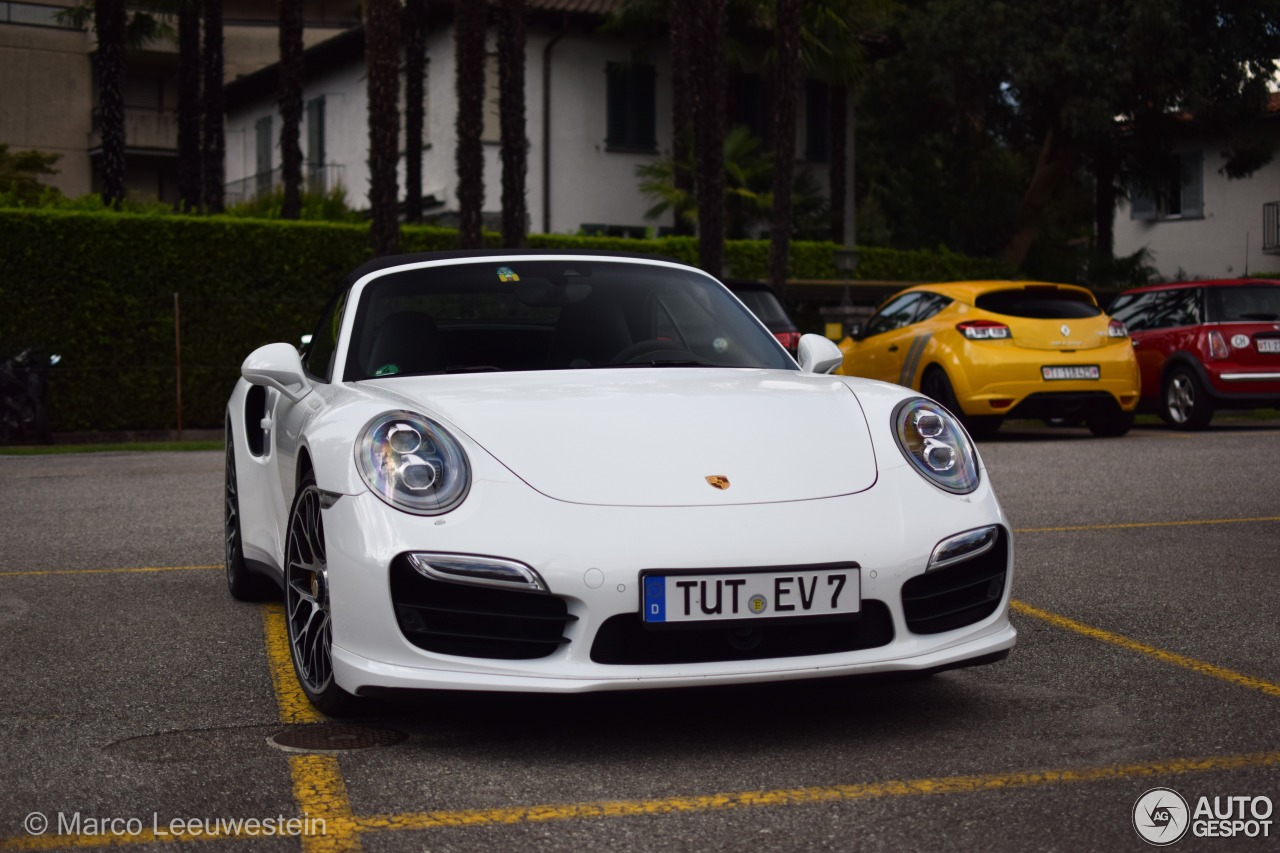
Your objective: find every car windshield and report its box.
[344,260,795,379]
[974,287,1101,319]
[1212,285,1280,322]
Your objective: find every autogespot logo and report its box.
[1134,787,1190,846]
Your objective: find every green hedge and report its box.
[0,209,1007,432]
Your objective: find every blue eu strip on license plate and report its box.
[642,568,860,624]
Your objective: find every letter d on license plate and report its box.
[642,566,860,624]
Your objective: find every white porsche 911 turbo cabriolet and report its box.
[226,251,1015,712]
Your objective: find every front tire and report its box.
[285,474,360,716]
[225,433,277,601]
[1161,366,1214,430]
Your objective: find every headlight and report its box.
[891,398,980,494]
[355,411,470,514]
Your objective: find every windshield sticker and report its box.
[374,363,400,377]
[497,266,520,282]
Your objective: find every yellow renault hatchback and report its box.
[837,281,1140,436]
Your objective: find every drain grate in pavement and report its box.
[269,723,407,753]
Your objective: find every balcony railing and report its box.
[1264,202,1280,254]
[90,108,178,152]
[223,163,345,206]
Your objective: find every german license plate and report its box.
[1042,365,1099,380]
[1258,338,1280,353]
[641,567,860,624]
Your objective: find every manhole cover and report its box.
[269,723,407,753]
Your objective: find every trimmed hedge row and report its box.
[0,209,1009,432]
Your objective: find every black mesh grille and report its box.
[390,556,576,659]
[901,529,1009,634]
[590,600,894,665]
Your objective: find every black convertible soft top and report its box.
[341,249,688,291]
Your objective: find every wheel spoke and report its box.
[285,485,333,694]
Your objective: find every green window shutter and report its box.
[805,81,828,162]
[1130,191,1157,221]
[605,63,627,148]
[1180,151,1203,218]
[636,64,657,150]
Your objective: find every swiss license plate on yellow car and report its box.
[641,567,860,624]
[1042,365,1099,380]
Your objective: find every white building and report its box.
[1114,95,1280,279]
[223,2,844,237]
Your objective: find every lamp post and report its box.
[821,247,862,340]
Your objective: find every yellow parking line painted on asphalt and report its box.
[347,751,1280,834]
[0,565,220,578]
[1012,600,1280,699]
[4,750,1280,849]
[259,603,362,853]
[260,602,325,726]
[1014,515,1280,534]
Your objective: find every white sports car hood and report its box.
[363,369,878,507]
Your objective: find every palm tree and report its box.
[455,0,487,249]
[201,0,225,212]
[94,0,127,208]
[278,0,305,219]
[365,0,401,256]
[176,0,201,212]
[768,0,802,297]
[498,0,528,247]
[690,0,727,276]
[403,0,428,224]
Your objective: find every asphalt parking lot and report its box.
[1,421,1278,852]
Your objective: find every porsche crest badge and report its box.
[705,475,730,490]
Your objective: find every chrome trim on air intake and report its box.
[407,552,549,592]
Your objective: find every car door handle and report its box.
[888,345,899,352]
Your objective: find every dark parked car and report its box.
[1108,279,1280,429]
[724,280,801,354]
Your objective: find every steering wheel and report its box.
[610,339,699,365]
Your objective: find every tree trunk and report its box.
[365,0,401,256]
[498,0,528,247]
[176,0,201,212]
[669,1,694,236]
[998,128,1075,270]
[94,0,126,208]
[403,0,427,223]
[201,0,225,212]
[690,0,727,277]
[278,0,304,219]
[455,0,487,249]
[827,83,847,244]
[768,0,802,298]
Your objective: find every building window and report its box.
[306,97,325,191]
[804,80,828,162]
[254,115,273,195]
[2,2,82,29]
[605,62,656,153]
[1131,151,1203,221]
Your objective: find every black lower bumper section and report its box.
[590,600,894,665]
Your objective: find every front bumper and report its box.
[323,464,1016,694]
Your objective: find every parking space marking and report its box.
[1012,600,1280,699]
[0,565,220,577]
[342,751,1280,835]
[1014,515,1280,534]
[259,603,361,853]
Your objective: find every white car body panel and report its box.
[226,253,1015,697]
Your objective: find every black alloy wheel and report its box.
[285,474,360,715]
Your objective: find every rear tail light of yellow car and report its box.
[957,320,1012,340]
[1108,319,1129,338]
